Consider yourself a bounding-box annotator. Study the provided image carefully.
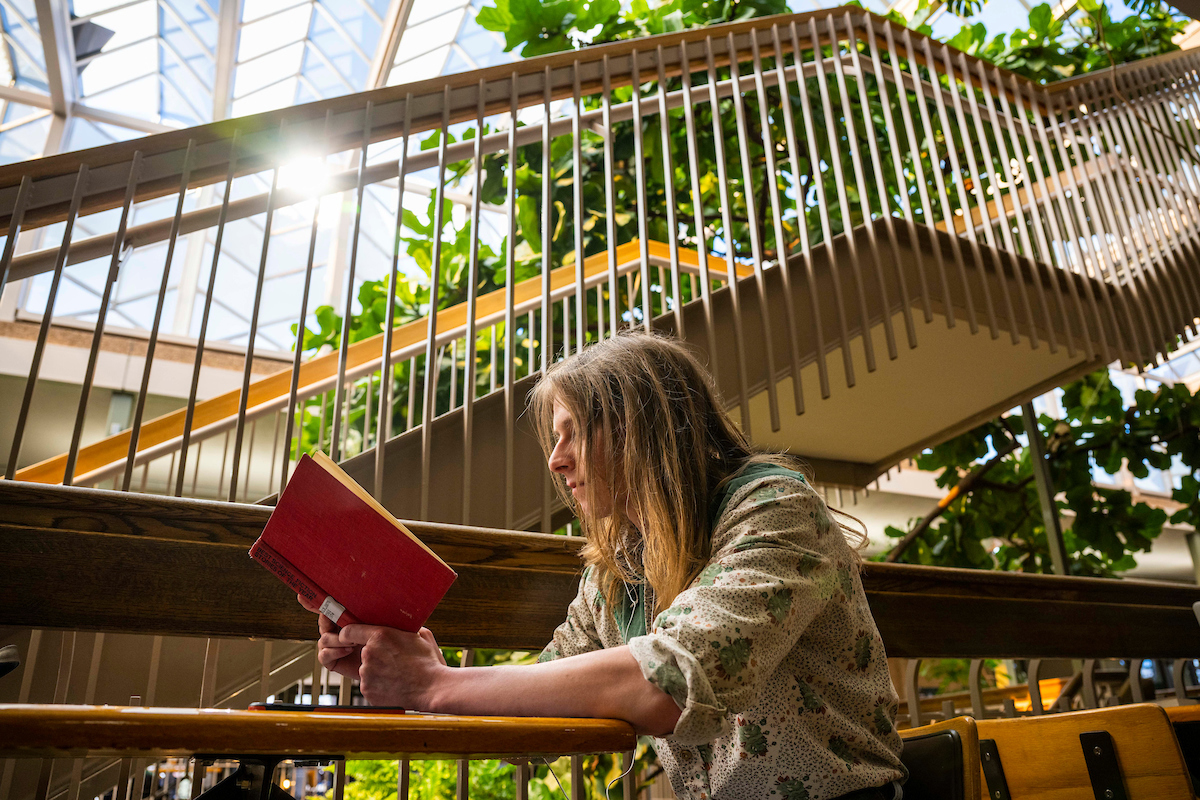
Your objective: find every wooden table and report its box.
[0,704,636,761]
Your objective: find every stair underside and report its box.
[345,219,1125,530]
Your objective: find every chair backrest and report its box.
[899,716,981,800]
[975,704,1192,800]
[1166,705,1200,796]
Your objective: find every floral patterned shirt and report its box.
[538,465,906,800]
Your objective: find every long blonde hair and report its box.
[529,331,864,618]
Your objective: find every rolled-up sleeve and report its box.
[627,478,839,745]
[538,567,604,663]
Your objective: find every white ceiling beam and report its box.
[71,102,174,134]
[212,0,244,120]
[368,0,415,88]
[32,0,78,116]
[0,83,52,109]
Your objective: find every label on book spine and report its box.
[319,595,346,626]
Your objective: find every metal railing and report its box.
[1,8,1200,524]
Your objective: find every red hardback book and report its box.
[250,452,457,631]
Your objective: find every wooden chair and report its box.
[1167,705,1200,796]
[974,704,1193,799]
[899,716,982,800]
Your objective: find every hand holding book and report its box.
[250,452,457,632]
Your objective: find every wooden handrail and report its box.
[0,705,636,760]
[2,4,1176,234]
[5,480,1200,657]
[13,239,750,485]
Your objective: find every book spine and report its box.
[249,539,360,627]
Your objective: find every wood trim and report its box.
[0,705,636,759]
[13,239,736,484]
[4,481,1200,658]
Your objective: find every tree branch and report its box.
[885,436,1020,563]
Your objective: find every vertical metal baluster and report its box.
[1009,77,1078,357]
[968,659,987,719]
[570,755,584,800]
[333,761,347,800]
[65,632,104,800]
[113,756,132,800]
[216,430,230,499]
[0,175,32,297]
[704,35,753,432]
[178,133,241,496]
[409,355,420,429]
[449,339,458,411]
[881,22,942,326]
[283,110,335,491]
[64,152,143,486]
[421,88,451,521]
[572,61,587,352]
[462,82,484,523]
[527,311,535,378]
[921,40,993,339]
[798,21,859,385]
[1063,84,1146,362]
[1042,92,1108,360]
[956,52,1029,348]
[199,638,220,708]
[514,763,529,800]
[192,438,204,494]
[655,45,684,338]
[267,411,281,497]
[542,65,555,358]
[864,17,932,329]
[1019,82,1090,357]
[771,24,823,406]
[825,17,896,363]
[679,39,720,372]
[1119,67,1200,329]
[987,64,1059,355]
[457,648,474,799]
[35,632,78,800]
[1137,65,1200,338]
[1100,77,1189,353]
[1127,66,1200,338]
[728,31,781,430]
[843,14,915,352]
[622,751,636,800]
[1048,90,1126,360]
[330,103,375,464]
[370,98,412,500]
[6,166,88,480]
[504,72,519,528]
[630,49,653,333]
[562,295,571,357]
[944,48,1015,343]
[123,141,196,490]
[1135,61,1200,233]
[398,759,410,800]
[318,393,329,447]
[241,419,257,501]
[601,54,620,332]
[0,630,40,798]
[904,28,974,333]
[1044,90,1111,352]
[363,375,373,453]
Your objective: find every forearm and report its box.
[424,646,681,736]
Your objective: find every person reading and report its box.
[298,332,906,800]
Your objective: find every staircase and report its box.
[4,8,1198,530]
[3,8,1200,800]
